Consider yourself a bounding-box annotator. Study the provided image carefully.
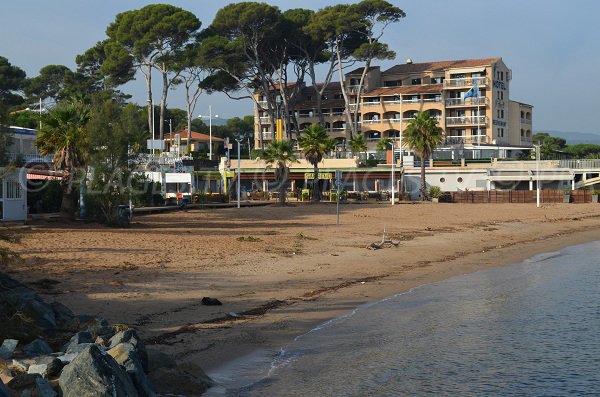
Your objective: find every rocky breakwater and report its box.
[0,272,215,396]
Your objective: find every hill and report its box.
[540,130,600,145]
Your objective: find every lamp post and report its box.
[198,106,218,160]
[236,139,242,208]
[534,142,541,208]
[389,141,396,206]
[147,99,155,153]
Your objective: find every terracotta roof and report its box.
[364,85,443,97]
[383,57,501,75]
[165,130,224,142]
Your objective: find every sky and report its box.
[2,0,599,134]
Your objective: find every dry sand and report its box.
[3,202,600,376]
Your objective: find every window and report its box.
[457,177,463,183]
[411,78,421,85]
[440,177,446,183]
[431,77,444,84]
[5,179,22,199]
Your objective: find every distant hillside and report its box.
[538,130,600,145]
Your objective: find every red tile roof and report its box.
[165,130,224,142]
[364,85,443,97]
[383,57,501,75]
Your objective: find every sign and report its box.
[493,120,507,127]
[146,139,165,150]
[335,170,342,189]
[493,80,506,90]
[304,172,333,180]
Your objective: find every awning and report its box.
[26,173,61,180]
[448,67,486,75]
[165,173,192,183]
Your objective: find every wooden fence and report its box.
[450,190,596,204]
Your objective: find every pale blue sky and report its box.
[2,0,599,134]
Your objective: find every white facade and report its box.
[1,169,27,221]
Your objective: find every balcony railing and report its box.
[347,85,364,94]
[446,116,487,126]
[443,77,488,88]
[444,135,489,145]
[362,101,381,107]
[260,132,273,140]
[445,97,488,107]
[521,118,532,125]
[360,119,381,125]
[7,153,54,164]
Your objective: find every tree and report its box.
[36,99,91,215]
[298,124,336,201]
[0,56,27,117]
[103,4,201,139]
[402,111,444,200]
[205,2,284,148]
[376,136,393,153]
[532,132,567,160]
[24,65,75,102]
[261,140,297,204]
[86,97,146,224]
[348,133,367,165]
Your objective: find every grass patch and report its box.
[236,236,262,242]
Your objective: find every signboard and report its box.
[304,172,333,180]
[146,139,165,150]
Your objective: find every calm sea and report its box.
[206,241,600,396]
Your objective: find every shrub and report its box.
[428,185,442,199]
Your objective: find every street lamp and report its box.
[198,105,218,160]
[389,140,396,206]
[236,139,242,208]
[534,142,541,208]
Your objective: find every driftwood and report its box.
[367,229,400,250]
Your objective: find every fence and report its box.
[450,190,596,204]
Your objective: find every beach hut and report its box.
[0,168,27,221]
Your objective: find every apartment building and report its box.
[254,57,533,160]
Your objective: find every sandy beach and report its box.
[3,202,600,378]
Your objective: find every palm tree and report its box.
[261,140,298,204]
[297,124,336,201]
[348,134,367,166]
[376,137,393,154]
[36,99,91,215]
[402,111,444,200]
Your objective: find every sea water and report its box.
[206,241,600,396]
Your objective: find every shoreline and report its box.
[3,203,600,391]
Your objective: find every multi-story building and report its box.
[254,57,533,160]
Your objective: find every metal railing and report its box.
[444,77,488,88]
[6,153,54,163]
[446,97,488,106]
[446,116,487,125]
[444,135,489,145]
[560,159,600,169]
[362,101,381,106]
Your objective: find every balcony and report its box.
[260,132,273,140]
[347,85,365,94]
[446,116,487,126]
[444,135,489,145]
[445,97,488,107]
[521,118,532,125]
[258,116,270,123]
[443,77,488,88]
[362,101,381,107]
[360,119,381,125]
[7,153,54,164]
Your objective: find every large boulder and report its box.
[23,338,53,357]
[147,362,214,396]
[0,339,18,360]
[108,343,154,397]
[59,345,139,397]
[0,378,9,397]
[0,273,56,341]
[109,329,148,373]
[27,356,63,378]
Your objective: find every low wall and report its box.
[450,190,596,204]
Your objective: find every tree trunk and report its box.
[312,164,320,202]
[420,156,427,201]
[60,191,75,218]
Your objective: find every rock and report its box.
[65,342,95,355]
[109,329,147,373]
[34,377,57,397]
[27,356,62,378]
[23,339,53,357]
[6,373,40,389]
[11,359,29,372]
[0,339,18,360]
[76,316,113,339]
[148,362,214,396]
[146,348,176,373]
[0,368,13,386]
[56,353,78,364]
[50,302,76,331]
[0,378,8,397]
[59,345,139,397]
[0,273,57,341]
[201,297,222,306]
[108,343,155,397]
[62,331,93,353]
